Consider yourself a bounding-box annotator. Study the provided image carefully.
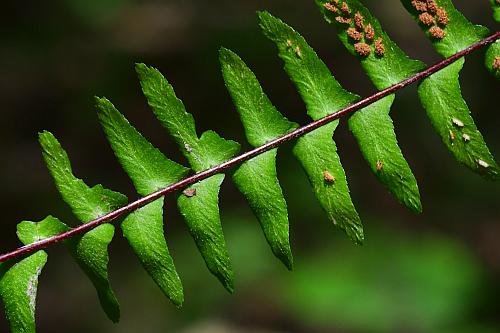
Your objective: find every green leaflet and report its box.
[399,0,489,58]
[232,151,293,269]
[177,175,233,291]
[492,0,500,22]
[317,0,425,89]
[96,97,190,306]
[0,216,69,333]
[485,40,500,81]
[400,0,499,179]
[349,96,421,212]
[16,217,70,245]
[0,253,46,333]
[259,11,363,243]
[38,132,127,322]
[136,63,240,291]
[316,0,424,212]
[293,124,363,242]
[418,58,499,179]
[219,47,298,269]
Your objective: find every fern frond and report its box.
[0,2,498,332]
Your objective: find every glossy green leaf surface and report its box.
[97,97,189,306]
[136,63,240,291]
[0,253,46,333]
[259,11,362,243]
[0,216,69,333]
[16,216,70,246]
[220,47,297,269]
[418,58,499,179]
[38,132,127,322]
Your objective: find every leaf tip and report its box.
[218,268,235,294]
[171,293,184,308]
[218,46,235,64]
[282,252,294,271]
[94,95,108,106]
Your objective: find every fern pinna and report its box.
[0,1,498,332]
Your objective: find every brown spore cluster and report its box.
[324,1,385,57]
[412,0,448,39]
[374,37,385,57]
[493,56,500,71]
[364,24,375,41]
[354,43,371,56]
[347,27,363,41]
[323,170,336,183]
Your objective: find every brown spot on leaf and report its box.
[354,42,371,56]
[364,24,375,42]
[449,130,455,142]
[323,170,336,183]
[429,26,446,39]
[374,37,385,57]
[419,12,435,26]
[183,188,197,197]
[347,27,363,41]
[376,160,383,172]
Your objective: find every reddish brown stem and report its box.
[0,31,498,264]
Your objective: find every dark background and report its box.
[0,0,499,332]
